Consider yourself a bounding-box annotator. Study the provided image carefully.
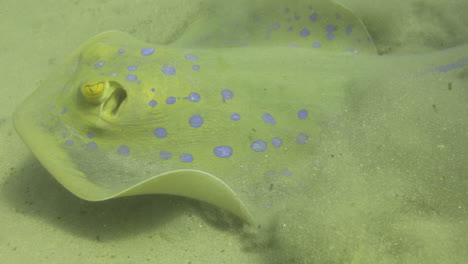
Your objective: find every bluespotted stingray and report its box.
[13,0,467,224]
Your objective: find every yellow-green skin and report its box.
[12,0,466,223]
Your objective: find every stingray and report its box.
[13,0,466,224]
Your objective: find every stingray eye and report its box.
[81,81,108,104]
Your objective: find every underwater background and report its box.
[1,0,467,263]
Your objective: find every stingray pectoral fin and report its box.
[13,107,115,199]
[114,170,254,223]
[174,0,376,54]
[14,104,252,223]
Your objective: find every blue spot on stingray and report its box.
[61,108,67,114]
[312,42,322,48]
[118,49,125,54]
[262,113,276,125]
[148,100,157,107]
[127,74,137,81]
[327,33,335,40]
[294,12,300,20]
[230,113,241,121]
[154,127,167,138]
[94,61,105,69]
[180,153,193,163]
[272,138,282,148]
[298,109,308,119]
[282,168,292,176]
[346,26,353,35]
[251,140,267,152]
[336,13,342,19]
[49,106,56,110]
[160,151,172,160]
[284,7,290,13]
[222,89,234,102]
[326,25,336,32]
[192,65,200,71]
[88,142,97,149]
[189,114,204,128]
[309,13,317,22]
[214,146,233,158]
[141,48,155,56]
[65,140,73,146]
[151,88,156,92]
[272,22,280,30]
[300,28,310,37]
[297,133,308,144]
[162,65,176,75]
[61,133,67,138]
[185,54,199,60]
[87,132,94,139]
[166,96,176,104]
[118,145,130,156]
[287,26,293,31]
[435,59,468,72]
[127,65,137,71]
[188,92,201,102]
